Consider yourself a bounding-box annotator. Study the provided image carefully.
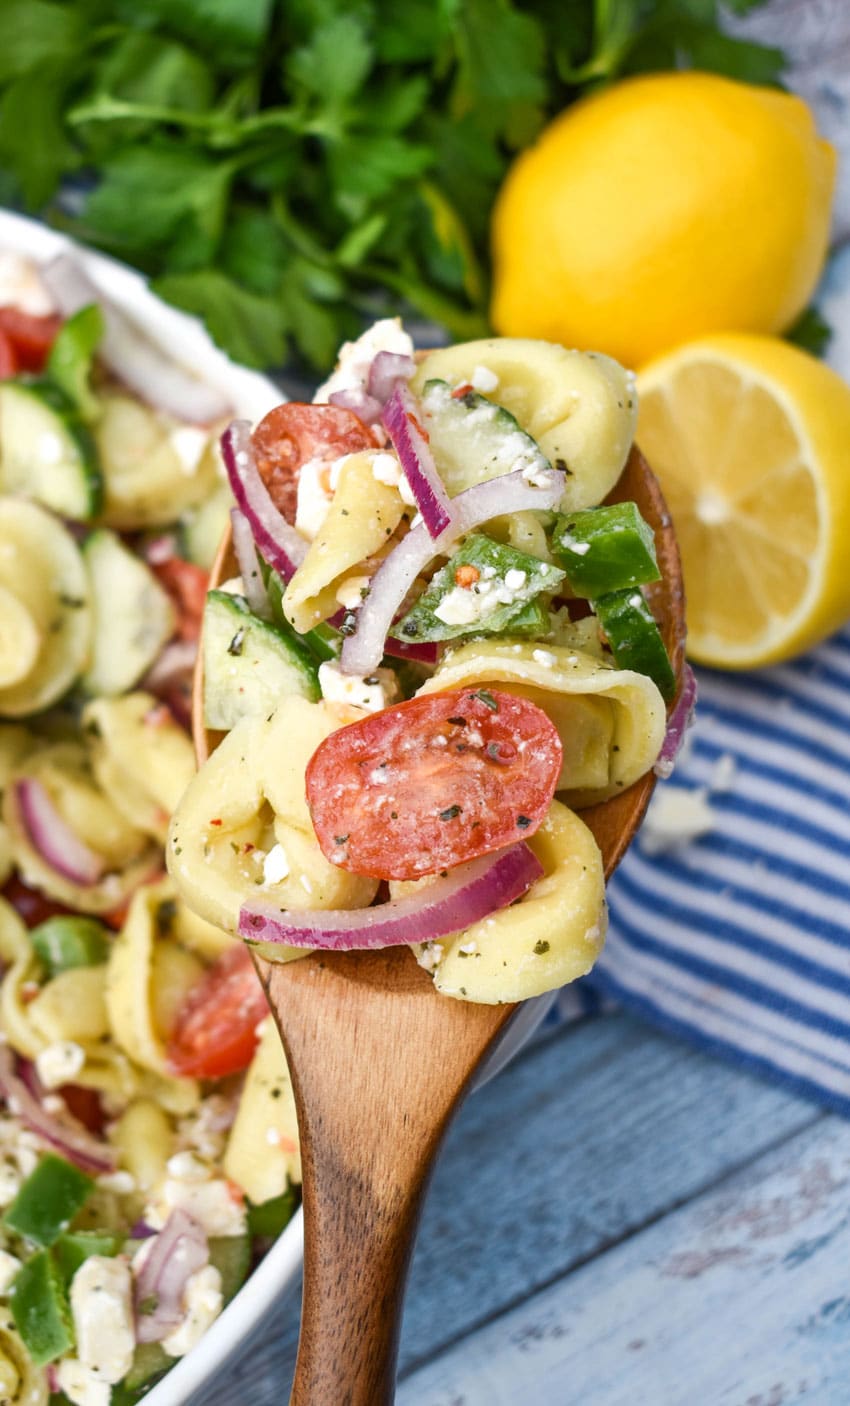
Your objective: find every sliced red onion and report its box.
[41,254,230,425]
[340,464,565,676]
[16,779,105,887]
[230,508,271,619]
[46,1366,60,1395]
[328,387,384,426]
[383,637,439,665]
[220,420,307,584]
[367,350,415,403]
[240,842,543,951]
[142,639,198,693]
[382,384,452,539]
[0,1046,116,1175]
[135,1208,209,1343]
[130,1219,157,1240]
[654,664,698,779]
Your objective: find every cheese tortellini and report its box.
[283,451,407,634]
[167,696,378,947]
[418,639,667,806]
[398,801,606,1003]
[411,338,637,511]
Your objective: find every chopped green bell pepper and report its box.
[397,533,564,643]
[3,1155,93,1247]
[246,1186,299,1240]
[551,502,661,599]
[208,1235,251,1304]
[53,1230,123,1285]
[46,304,104,423]
[9,1250,74,1365]
[30,916,110,977]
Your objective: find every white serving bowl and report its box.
[0,208,557,1399]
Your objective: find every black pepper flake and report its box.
[447,716,467,727]
[402,620,419,637]
[155,899,177,936]
[390,811,398,819]
[516,815,532,829]
[439,805,462,821]
[334,834,350,845]
[228,629,246,656]
[471,689,498,711]
[533,940,550,955]
[59,593,85,609]
[340,508,349,516]
[340,611,358,637]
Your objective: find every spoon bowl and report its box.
[193,443,685,1405]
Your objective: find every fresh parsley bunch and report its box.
[0,0,784,372]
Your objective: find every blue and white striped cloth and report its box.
[558,623,850,1114]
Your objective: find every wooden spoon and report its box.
[193,444,685,1405]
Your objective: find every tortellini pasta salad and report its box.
[0,253,300,1406]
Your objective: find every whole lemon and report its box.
[491,72,835,368]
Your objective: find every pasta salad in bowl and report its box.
[174,325,687,1004]
[0,210,303,1406]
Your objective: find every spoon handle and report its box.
[259,950,515,1405]
[290,1141,430,1404]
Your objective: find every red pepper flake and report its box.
[455,564,480,589]
[451,383,474,399]
[408,412,430,443]
[210,818,223,827]
[243,842,255,853]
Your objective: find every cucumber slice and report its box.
[181,484,233,569]
[0,500,92,718]
[419,379,551,498]
[82,530,176,696]
[0,380,102,520]
[552,502,661,599]
[593,589,676,701]
[202,591,320,730]
[208,1234,251,1304]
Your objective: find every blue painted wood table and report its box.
[194,3,850,1399]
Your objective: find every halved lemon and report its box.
[637,334,850,668]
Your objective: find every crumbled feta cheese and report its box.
[96,1170,136,1195]
[70,1256,135,1383]
[318,661,397,713]
[145,1176,246,1237]
[641,787,715,855]
[470,365,499,393]
[57,1359,110,1406]
[166,1150,212,1183]
[0,253,55,316]
[560,536,591,556]
[0,1250,21,1295]
[434,586,485,627]
[35,1040,85,1090]
[294,456,334,541]
[398,473,417,507]
[262,843,290,886]
[161,1264,223,1359]
[419,942,444,973]
[169,426,209,476]
[458,941,478,955]
[335,574,371,610]
[371,453,402,487]
[532,649,556,668]
[710,752,737,793]
[177,1095,236,1162]
[504,568,527,592]
[314,318,414,403]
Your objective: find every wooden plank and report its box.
[195,1015,819,1403]
[396,1113,850,1405]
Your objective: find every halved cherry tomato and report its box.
[2,875,74,929]
[251,403,379,524]
[0,329,18,379]
[150,557,209,642]
[0,308,62,371]
[306,688,562,880]
[166,944,269,1079]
